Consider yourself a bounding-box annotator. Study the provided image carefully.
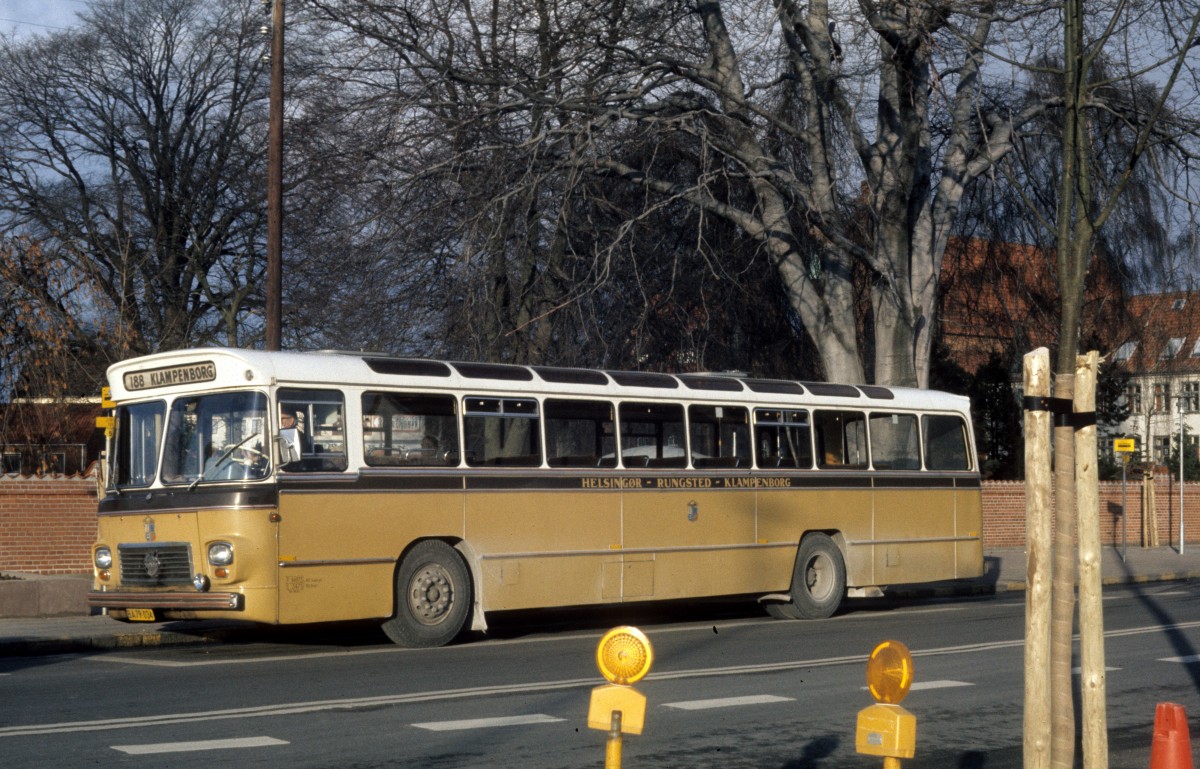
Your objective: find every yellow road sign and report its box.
[1113,438,1136,453]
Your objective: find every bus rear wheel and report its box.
[382,540,472,647]
[766,533,845,620]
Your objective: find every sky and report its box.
[0,0,82,37]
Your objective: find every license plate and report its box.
[126,608,156,622]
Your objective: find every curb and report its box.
[0,623,254,657]
[887,571,1200,601]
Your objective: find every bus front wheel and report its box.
[767,533,845,620]
[382,540,472,647]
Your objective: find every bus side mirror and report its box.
[276,433,301,467]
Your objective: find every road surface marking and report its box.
[412,714,564,731]
[0,679,598,737]
[89,608,970,669]
[663,694,794,710]
[1072,666,1120,674]
[911,680,972,691]
[14,619,1200,738]
[859,680,972,693]
[111,736,287,754]
[1159,654,1200,663]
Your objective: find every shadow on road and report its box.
[776,734,840,769]
[1114,548,1200,695]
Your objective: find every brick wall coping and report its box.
[0,462,99,483]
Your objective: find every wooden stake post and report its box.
[1023,348,1052,769]
[1075,352,1108,769]
[1024,349,1110,769]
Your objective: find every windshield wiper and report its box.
[189,433,262,491]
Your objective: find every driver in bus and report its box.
[279,409,310,459]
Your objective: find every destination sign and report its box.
[580,476,794,490]
[123,361,217,392]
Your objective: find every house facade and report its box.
[1111,291,1200,465]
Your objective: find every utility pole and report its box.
[265,0,284,351]
[1180,396,1186,554]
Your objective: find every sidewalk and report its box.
[3,545,1200,657]
[889,544,1200,599]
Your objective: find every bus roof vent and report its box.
[450,361,535,381]
[742,378,806,396]
[532,366,611,386]
[677,374,745,392]
[857,385,895,400]
[364,358,453,377]
[801,382,862,398]
[606,371,679,389]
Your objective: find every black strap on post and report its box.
[1023,396,1096,429]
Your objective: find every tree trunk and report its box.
[1050,371,1077,769]
[697,1,864,384]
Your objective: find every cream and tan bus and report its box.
[89,348,983,647]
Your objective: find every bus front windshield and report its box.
[160,391,270,485]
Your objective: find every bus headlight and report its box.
[208,542,234,566]
[94,547,113,570]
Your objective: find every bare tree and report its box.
[0,0,271,363]
[993,3,1200,769]
[302,0,1042,384]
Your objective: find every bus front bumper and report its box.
[87,591,243,611]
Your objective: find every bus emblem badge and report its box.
[144,517,156,542]
[143,552,161,579]
[687,501,699,522]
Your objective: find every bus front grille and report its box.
[118,543,193,586]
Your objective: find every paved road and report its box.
[4,584,1200,768]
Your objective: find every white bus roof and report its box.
[106,347,971,413]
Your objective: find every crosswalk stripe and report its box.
[910,680,973,691]
[412,714,564,731]
[112,736,288,755]
[663,694,794,710]
[862,680,973,693]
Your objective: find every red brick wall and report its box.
[0,470,98,575]
[2,472,1198,575]
[982,479,1200,549]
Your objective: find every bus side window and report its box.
[277,388,348,472]
[814,410,868,469]
[362,392,460,467]
[923,414,971,471]
[464,398,541,467]
[115,401,166,486]
[689,405,750,469]
[545,399,616,468]
[868,413,920,470]
[753,409,812,469]
[618,402,686,468]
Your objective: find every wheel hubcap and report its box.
[409,564,454,625]
[804,554,833,601]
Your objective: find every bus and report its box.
[89,348,983,647]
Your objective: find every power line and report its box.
[0,17,73,31]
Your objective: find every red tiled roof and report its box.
[1112,291,1200,375]
[938,237,1126,373]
